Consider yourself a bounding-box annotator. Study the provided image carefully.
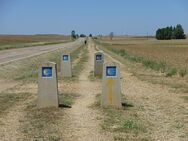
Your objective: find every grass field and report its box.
[95,37,188,95]
[96,37,188,76]
[0,34,71,50]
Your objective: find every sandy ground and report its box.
[60,39,113,141]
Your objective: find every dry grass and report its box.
[98,37,188,70]
[0,43,84,82]
[95,37,188,100]
[0,34,71,50]
[0,40,84,140]
[91,94,151,141]
[0,34,70,44]
[94,39,188,140]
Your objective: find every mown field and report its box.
[0,34,71,50]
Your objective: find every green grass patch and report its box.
[179,69,187,77]
[59,93,80,106]
[181,96,188,102]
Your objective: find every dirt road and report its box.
[0,38,84,65]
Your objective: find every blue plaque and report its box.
[42,67,53,77]
[96,54,102,61]
[63,55,69,61]
[106,66,116,76]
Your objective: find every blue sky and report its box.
[0,0,188,35]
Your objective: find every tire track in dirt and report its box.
[61,39,113,141]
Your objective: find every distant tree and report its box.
[156,24,186,40]
[174,24,186,39]
[80,34,86,37]
[109,32,114,40]
[89,34,92,37]
[71,30,76,40]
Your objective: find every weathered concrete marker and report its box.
[38,62,59,108]
[94,51,104,77]
[102,62,122,108]
[61,53,72,77]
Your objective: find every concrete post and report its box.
[38,62,59,108]
[102,62,122,108]
[94,51,104,77]
[61,53,72,77]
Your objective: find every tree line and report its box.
[71,30,93,40]
[156,24,186,40]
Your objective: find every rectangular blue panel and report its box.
[96,54,102,61]
[42,67,53,78]
[63,55,69,61]
[106,66,117,76]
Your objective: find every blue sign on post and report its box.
[63,55,69,61]
[106,66,117,76]
[42,67,53,78]
[96,54,102,61]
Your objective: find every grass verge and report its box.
[0,43,84,82]
[91,94,151,141]
[59,93,80,106]
[0,92,31,116]
[20,92,78,141]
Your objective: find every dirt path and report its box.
[61,39,113,141]
[98,44,188,141]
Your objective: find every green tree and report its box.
[156,24,186,40]
[174,24,186,39]
[80,34,86,37]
